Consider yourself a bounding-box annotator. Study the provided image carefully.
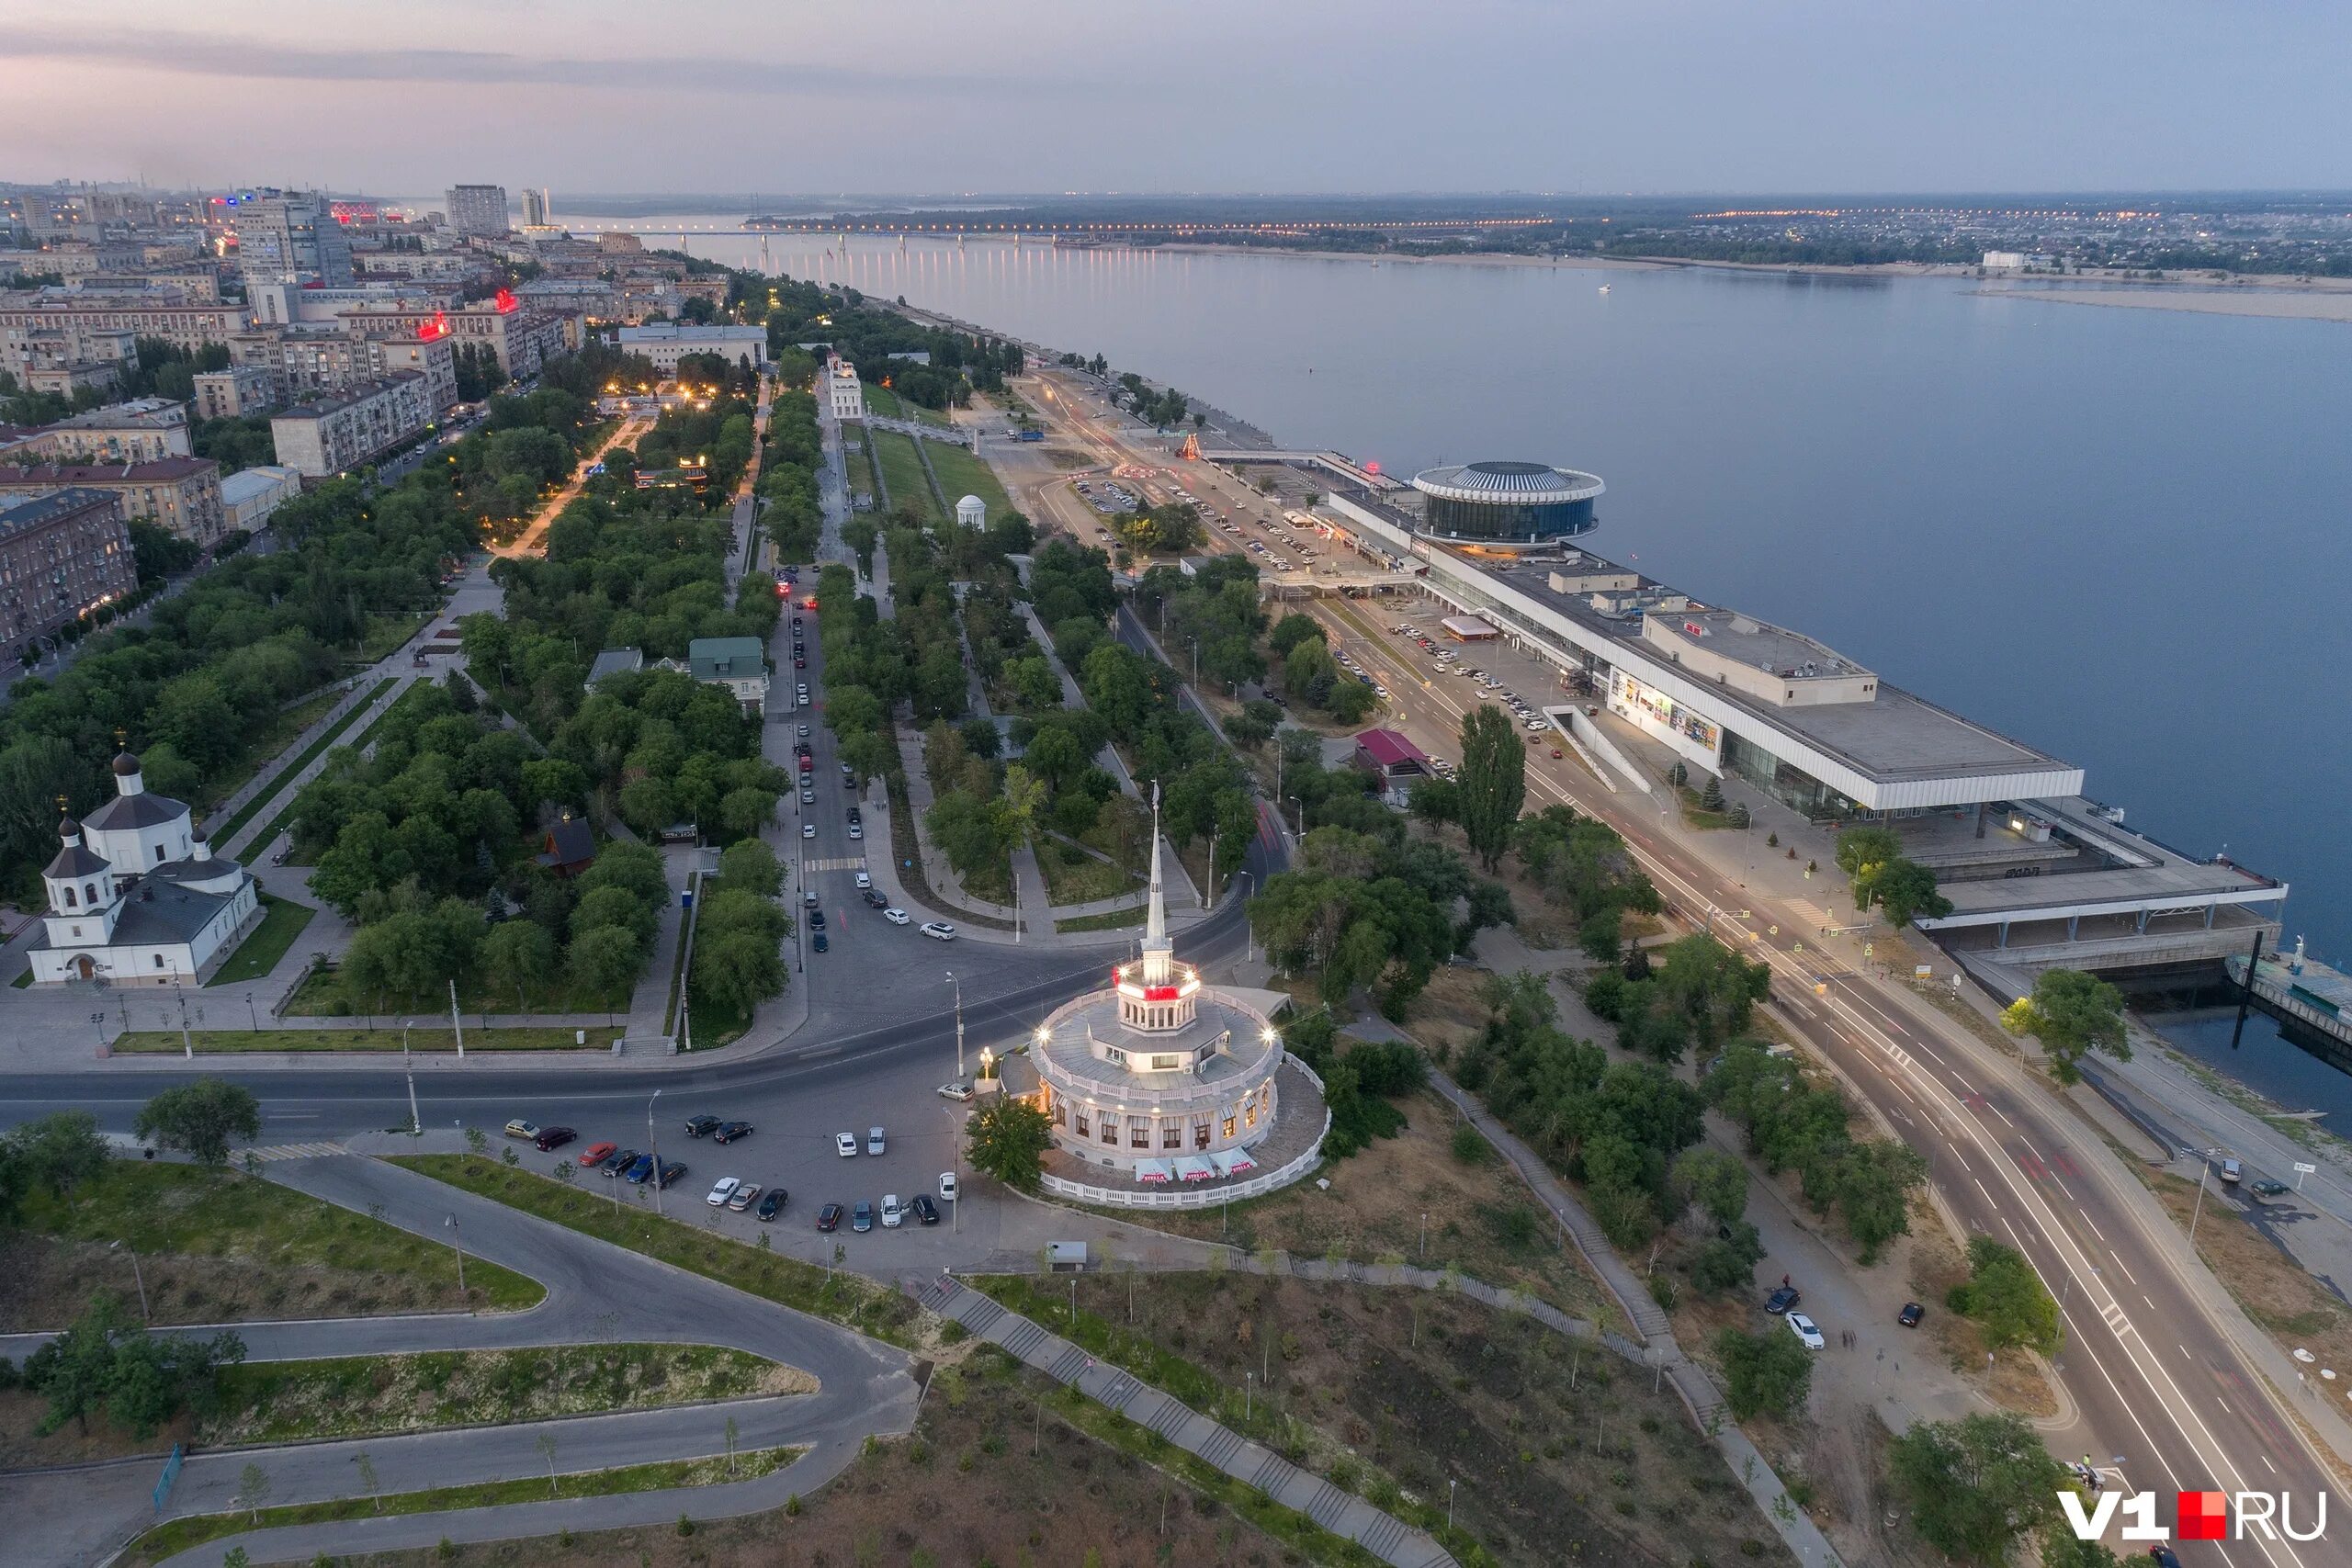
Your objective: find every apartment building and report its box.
[192,366,278,420]
[269,372,434,478]
[0,489,137,649]
[0,300,247,360]
[9,399,191,464]
[229,190,355,286]
[0,457,227,546]
[445,185,511,238]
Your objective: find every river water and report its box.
[596,224,2352,1109]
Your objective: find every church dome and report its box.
[111,751,141,777]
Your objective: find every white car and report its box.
[883,908,911,926]
[866,1126,887,1155]
[847,824,863,840]
[834,1132,858,1157]
[706,1177,740,1207]
[1786,1312,1826,1351]
[938,1171,959,1201]
[921,921,957,941]
[880,1193,904,1228]
[854,871,872,889]
[801,822,816,838]
[797,723,810,738]
[937,1081,974,1101]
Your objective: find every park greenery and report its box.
[1258,607,1374,726]
[1278,1006,1427,1158]
[1946,1235,2064,1355]
[686,837,792,1038]
[1886,1410,2075,1564]
[17,1292,246,1438]
[1999,966,2131,1085]
[758,271,1023,410]
[964,1095,1055,1191]
[1453,971,1706,1251]
[1701,1038,1928,1263]
[131,1079,262,1167]
[1584,931,1773,1066]
[1833,825,1953,928]
[1712,1324,1813,1419]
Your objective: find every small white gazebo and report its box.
[956,493,987,530]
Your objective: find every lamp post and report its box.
[944,1105,962,1235]
[445,1215,469,1310]
[109,1240,149,1322]
[647,1089,667,1217]
[946,972,965,1078]
[401,1021,421,1136]
[2185,1146,2230,1251]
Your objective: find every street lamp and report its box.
[647,1089,667,1217]
[944,972,967,1077]
[109,1240,149,1322]
[445,1215,469,1310]
[2184,1146,2231,1250]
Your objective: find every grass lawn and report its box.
[189,688,339,824]
[119,1447,804,1566]
[1673,784,1741,829]
[858,381,903,418]
[1035,838,1138,906]
[390,1155,924,1348]
[872,429,942,522]
[205,1343,805,1445]
[282,961,628,1020]
[112,1025,620,1053]
[1055,906,1148,934]
[4,1160,539,1335]
[201,894,316,988]
[842,436,873,502]
[924,439,1016,523]
[351,607,435,664]
[204,678,395,844]
[883,771,1012,931]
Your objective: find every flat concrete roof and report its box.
[1657,611,1870,680]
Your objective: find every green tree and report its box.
[1671,1146,1749,1227]
[1871,857,1952,925]
[1833,1140,1928,1263]
[566,925,643,1002]
[481,920,559,1010]
[1689,1220,1766,1295]
[5,1110,109,1198]
[965,1095,1054,1192]
[1833,826,1903,913]
[234,1459,271,1522]
[2041,1530,2122,1568]
[1887,1412,2067,1563]
[2000,968,2130,1086]
[132,1080,261,1166]
[1713,1325,1813,1418]
[717,837,784,897]
[1455,705,1526,871]
[1948,1235,2064,1354]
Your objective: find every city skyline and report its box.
[7,0,2351,195]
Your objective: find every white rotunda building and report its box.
[27,750,261,984]
[1027,801,1312,1189]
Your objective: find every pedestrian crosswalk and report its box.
[803,856,869,873]
[246,1142,346,1162]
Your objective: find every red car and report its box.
[577,1141,617,1170]
[816,1202,844,1233]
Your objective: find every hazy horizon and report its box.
[7,1,2348,195]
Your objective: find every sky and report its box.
[6,0,2348,197]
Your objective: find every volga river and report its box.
[582,221,2352,1112]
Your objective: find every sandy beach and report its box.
[1972,287,2352,324]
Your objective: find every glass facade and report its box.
[1422,491,1598,544]
[1721,728,1861,821]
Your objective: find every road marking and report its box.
[2109,1250,2140,1286]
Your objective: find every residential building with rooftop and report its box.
[0,457,226,546]
[0,488,136,648]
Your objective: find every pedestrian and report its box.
[1782,1273,1791,1289]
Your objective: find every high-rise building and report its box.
[229,190,354,286]
[445,185,511,238]
[523,187,550,228]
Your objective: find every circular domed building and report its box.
[955,493,988,530]
[1023,803,1328,1202]
[1410,459,1603,550]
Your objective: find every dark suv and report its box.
[714,1121,753,1145]
[533,1125,576,1152]
[684,1115,721,1138]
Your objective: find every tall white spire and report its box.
[1145,782,1167,949]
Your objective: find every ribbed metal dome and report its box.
[1412,461,1605,505]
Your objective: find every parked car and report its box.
[756,1189,789,1222]
[503,1119,541,1141]
[1765,1285,1800,1314]
[816,1201,843,1232]
[1786,1312,1826,1351]
[1898,1302,1925,1327]
[910,1194,940,1225]
[802,823,816,839]
[937,1081,974,1101]
[939,1171,959,1201]
[880,1193,905,1228]
[578,1141,617,1170]
[862,888,889,909]
[883,908,911,925]
[654,1160,686,1190]
[812,931,829,953]
[533,1125,576,1152]
[715,1121,753,1145]
[2250,1178,2290,1198]
[867,1126,887,1155]
[854,871,872,889]
[808,909,826,930]
[847,824,862,840]
[622,1154,656,1184]
[727,1182,761,1213]
[921,921,957,941]
[602,1147,639,1178]
[684,1115,721,1138]
[835,1132,859,1157]
[852,1201,874,1233]
[707,1177,741,1207]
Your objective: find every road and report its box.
[1009,367,2346,1561]
[489,416,650,559]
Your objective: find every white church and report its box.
[27,750,261,984]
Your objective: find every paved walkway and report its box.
[1424,1069,1846,1568]
[914,1274,1456,1568]
[0,1151,921,1568]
